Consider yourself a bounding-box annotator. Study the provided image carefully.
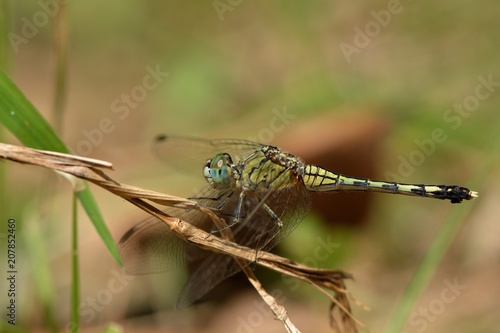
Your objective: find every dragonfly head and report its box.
[204,153,234,188]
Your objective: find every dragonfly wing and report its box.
[176,252,240,309]
[124,135,312,305]
[263,181,312,250]
[118,216,187,274]
[176,182,311,306]
[153,135,263,174]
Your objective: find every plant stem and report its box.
[71,194,80,333]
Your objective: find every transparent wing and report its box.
[177,181,311,307]
[118,185,228,275]
[119,135,263,275]
[118,216,187,274]
[121,134,312,307]
[153,134,264,174]
[119,180,311,306]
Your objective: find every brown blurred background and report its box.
[1,1,499,332]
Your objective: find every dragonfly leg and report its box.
[232,195,284,256]
[188,190,241,236]
[189,189,233,209]
[241,202,284,264]
[211,190,247,233]
[258,203,283,250]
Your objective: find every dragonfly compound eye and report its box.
[207,153,233,187]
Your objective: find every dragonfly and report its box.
[118,135,478,308]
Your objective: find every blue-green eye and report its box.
[203,153,233,187]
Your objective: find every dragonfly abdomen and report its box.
[302,165,477,203]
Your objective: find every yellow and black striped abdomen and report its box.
[302,165,477,203]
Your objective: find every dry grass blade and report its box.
[0,142,361,333]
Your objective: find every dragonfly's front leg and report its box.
[213,190,247,232]
[188,190,239,237]
[189,189,232,209]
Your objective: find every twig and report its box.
[0,142,361,332]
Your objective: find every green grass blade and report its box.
[0,69,67,150]
[0,69,122,265]
[71,194,79,332]
[77,183,122,264]
[383,200,475,333]
[384,120,499,333]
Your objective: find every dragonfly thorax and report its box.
[234,146,304,191]
[203,153,236,188]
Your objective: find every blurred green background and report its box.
[1,0,499,332]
